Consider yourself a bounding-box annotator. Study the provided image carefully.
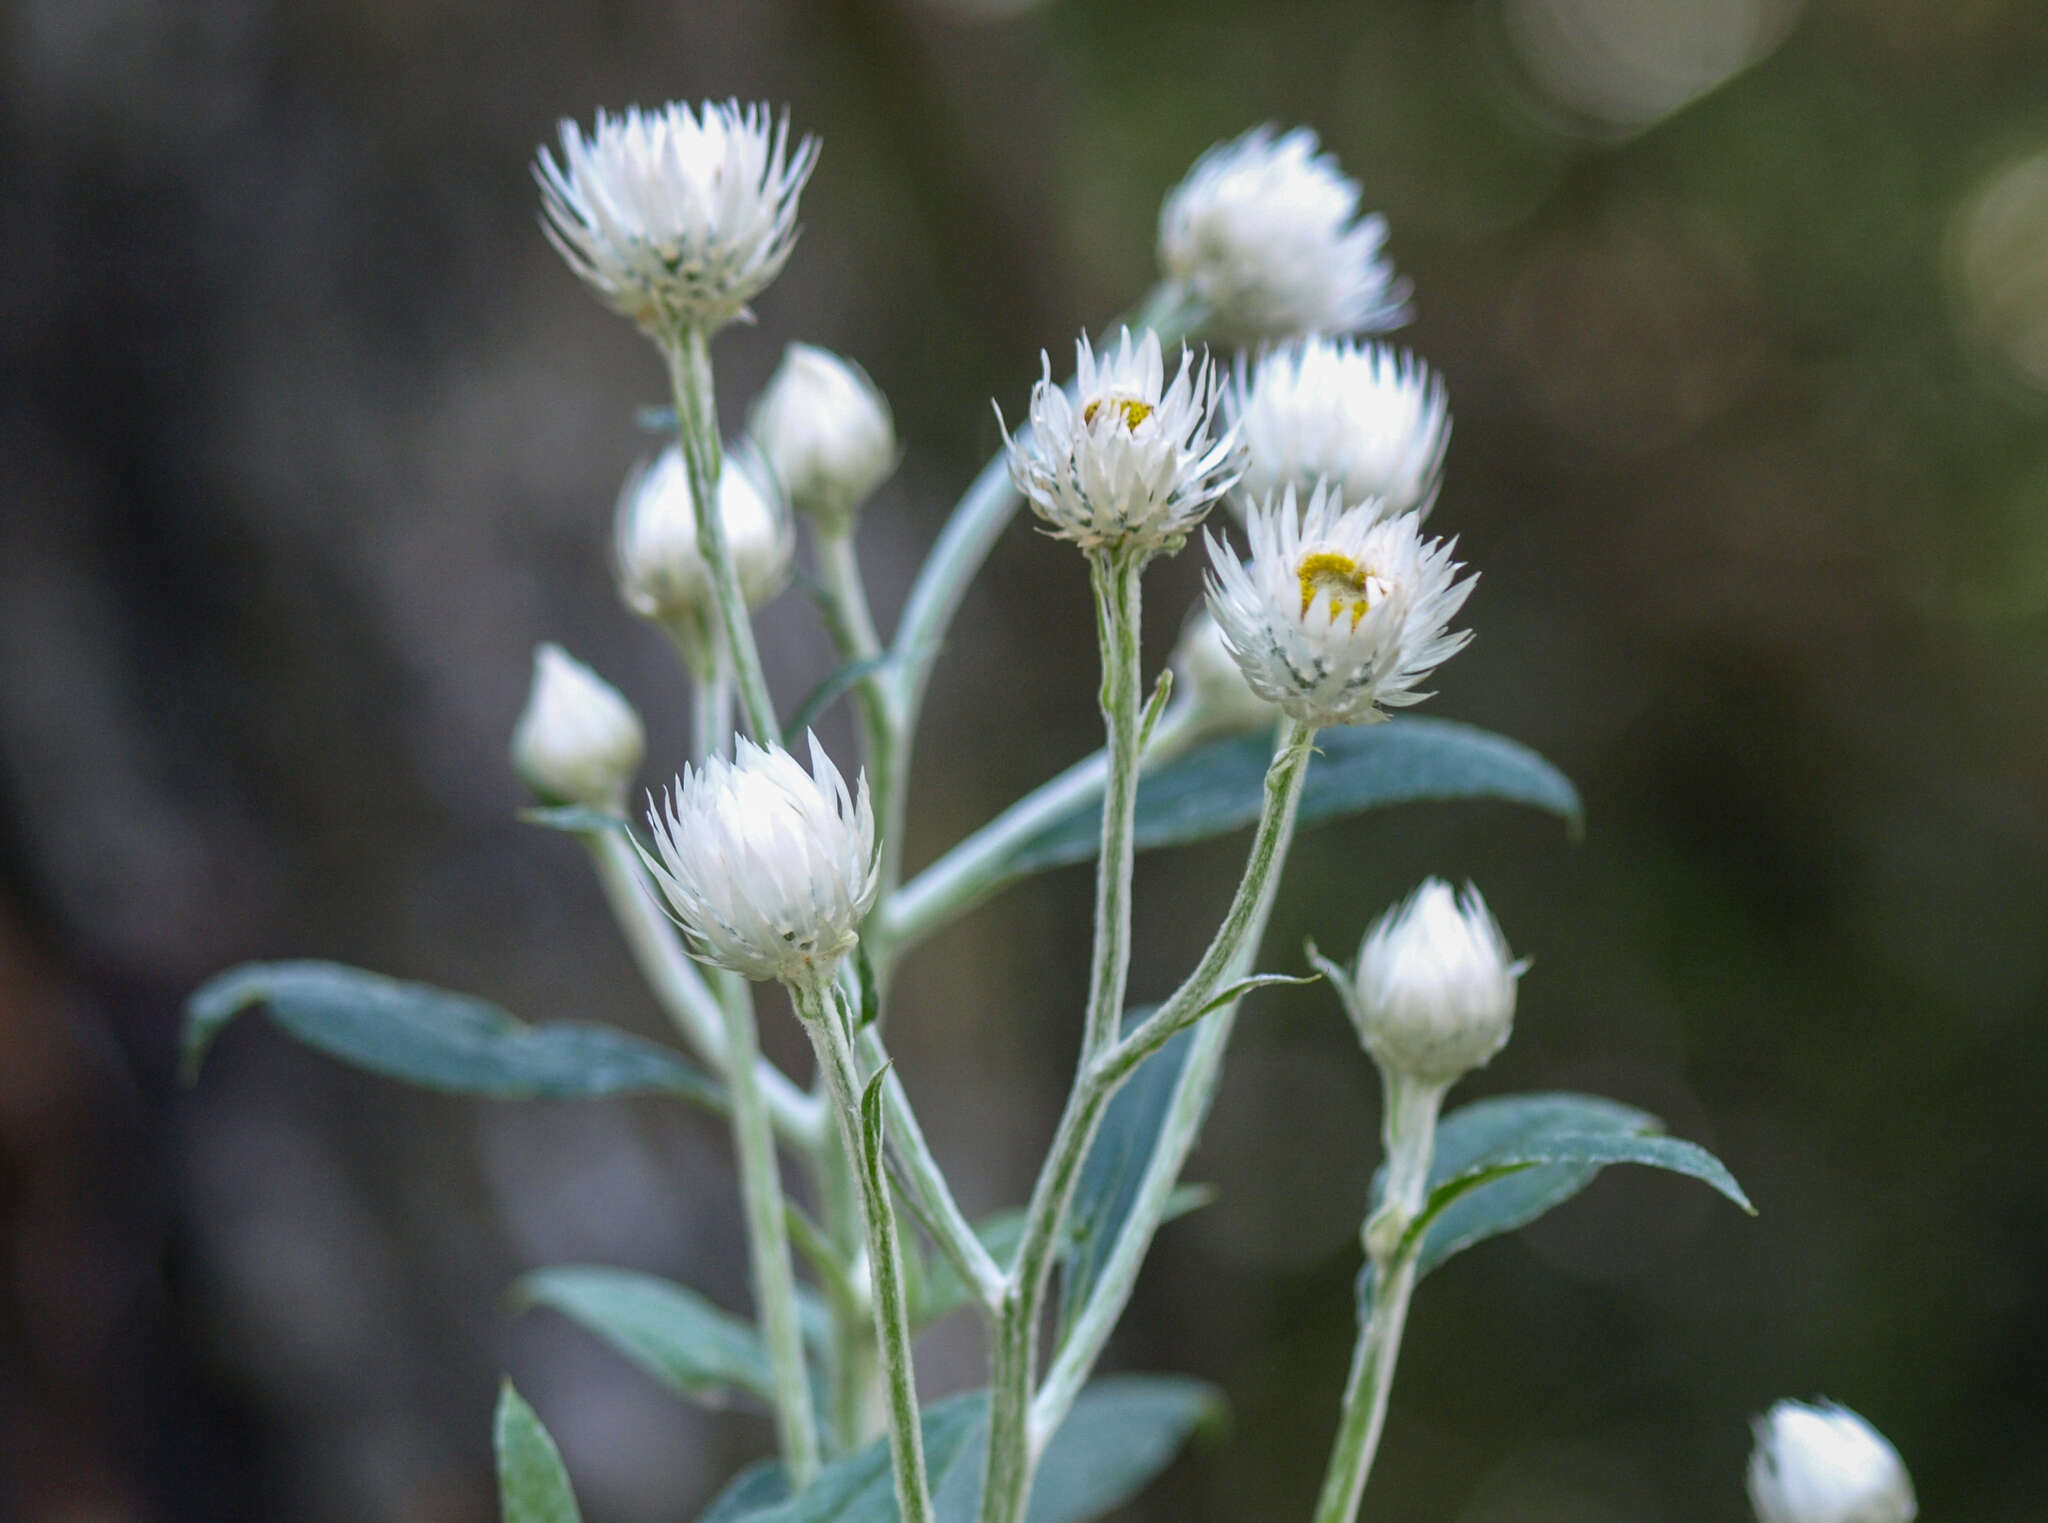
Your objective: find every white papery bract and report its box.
[1204,484,1474,727]
[615,443,794,624]
[1158,125,1410,343]
[510,644,645,810]
[1748,1402,1917,1523]
[750,343,896,534]
[1348,880,1524,1085]
[1170,607,1280,739]
[1000,327,1240,557]
[1229,339,1450,519]
[537,101,818,336]
[642,733,879,989]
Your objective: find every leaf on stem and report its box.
[182,961,725,1110]
[495,1382,584,1523]
[788,652,914,736]
[518,804,628,836]
[857,1062,892,1187]
[915,1209,1027,1327]
[513,1266,775,1405]
[998,718,1581,881]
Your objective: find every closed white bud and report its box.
[999,327,1241,558]
[1204,483,1475,729]
[536,101,818,337]
[614,444,794,626]
[1158,125,1409,344]
[510,644,645,810]
[1346,880,1523,1084]
[642,732,879,990]
[1748,1402,1917,1523]
[750,343,896,534]
[1229,339,1449,520]
[1170,607,1280,738]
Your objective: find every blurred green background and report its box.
[4,0,2046,1518]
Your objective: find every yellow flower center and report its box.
[1298,551,1382,629]
[1083,395,1154,431]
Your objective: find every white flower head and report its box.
[1748,1402,1917,1523]
[749,342,897,535]
[537,101,818,336]
[1204,484,1475,728]
[1158,125,1410,344]
[1229,339,1450,520]
[1000,327,1241,558]
[510,644,645,810]
[614,443,794,625]
[1346,880,1525,1084]
[642,732,879,989]
[1170,606,1280,739]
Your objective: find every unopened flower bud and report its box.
[750,343,896,534]
[614,443,794,627]
[1158,125,1409,344]
[641,732,879,991]
[1170,608,1279,738]
[510,644,645,810]
[1748,1402,1916,1523]
[1343,880,1523,1085]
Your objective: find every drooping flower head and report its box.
[614,443,794,626]
[1339,880,1525,1085]
[1203,484,1474,727]
[1747,1402,1917,1523]
[749,342,897,535]
[1158,125,1409,344]
[1000,327,1240,558]
[1228,339,1450,519]
[537,101,818,337]
[510,644,645,811]
[642,732,879,989]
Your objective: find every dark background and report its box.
[5,0,2046,1518]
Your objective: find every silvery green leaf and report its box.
[513,1266,774,1404]
[183,960,723,1111]
[1007,717,1580,878]
[916,1209,1027,1327]
[1021,1375,1222,1523]
[788,653,910,736]
[1058,1007,1195,1340]
[518,804,626,835]
[495,1383,583,1523]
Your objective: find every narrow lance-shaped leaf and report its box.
[513,1266,774,1405]
[183,961,723,1111]
[495,1382,584,1523]
[1007,717,1581,878]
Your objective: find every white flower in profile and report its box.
[999,327,1241,558]
[1203,484,1474,728]
[536,101,818,336]
[1170,607,1280,739]
[750,343,896,535]
[1336,880,1525,1085]
[1748,1401,1917,1523]
[510,644,645,811]
[1229,339,1450,519]
[1158,125,1409,343]
[614,443,794,625]
[642,732,879,990]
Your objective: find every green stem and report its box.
[1084,549,1144,1059]
[812,1124,878,1456]
[666,325,779,744]
[800,982,933,1523]
[582,829,824,1148]
[1310,1072,1445,1523]
[1030,719,1317,1446]
[815,530,903,891]
[721,986,821,1490]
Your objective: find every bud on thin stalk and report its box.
[509,644,645,811]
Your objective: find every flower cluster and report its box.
[1001,328,1240,557]
[1158,125,1409,343]
[537,101,817,337]
[1204,483,1474,728]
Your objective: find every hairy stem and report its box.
[722,988,821,1489]
[1310,1073,1445,1523]
[801,982,933,1523]
[815,530,903,892]
[667,325,779,744]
